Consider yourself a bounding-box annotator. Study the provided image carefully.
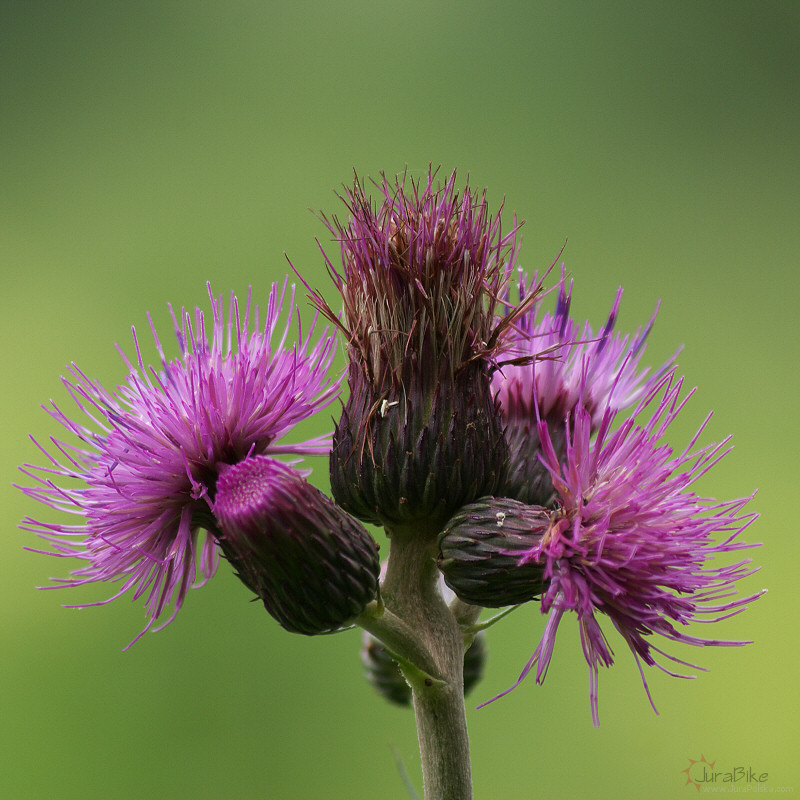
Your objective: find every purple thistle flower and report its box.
[306,168,542,529]
[18,281,340,646]
[494,269,675,505]
[491,369,764,725]
[496,268,670,425]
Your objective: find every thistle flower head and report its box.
[494,269,675,504]
[492,369,763,725]
[18,281,340,645]
[496,268,668,425]
[312,168,533,529]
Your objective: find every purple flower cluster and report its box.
[494,269,676,506]
[18,169,762,727]
[494,268,671,431]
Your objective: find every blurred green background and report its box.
[2,2,797,798]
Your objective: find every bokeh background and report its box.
[2,2,797,798]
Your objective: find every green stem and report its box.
[378,526,474,800]
[357,601,443,681]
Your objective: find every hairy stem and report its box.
[379,525,474,800]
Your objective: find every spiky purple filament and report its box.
[494,267,676,430]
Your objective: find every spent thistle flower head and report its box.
[18,282,341,645]
[308,167,540,531]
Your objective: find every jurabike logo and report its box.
[682,756,769,791]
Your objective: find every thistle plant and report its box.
[18,169,764,800]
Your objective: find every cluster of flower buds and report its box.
[19,168,762,726]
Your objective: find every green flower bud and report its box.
[438,497,550,607]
